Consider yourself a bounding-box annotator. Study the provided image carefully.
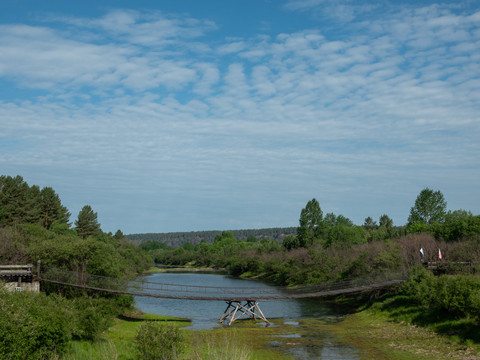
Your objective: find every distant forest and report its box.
[126,227,297,247]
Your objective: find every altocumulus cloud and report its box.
[0,3,479,233]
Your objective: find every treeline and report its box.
[127,227,297,247]
[146,231,480,286]
[144,188,480,286]
[0,175,153,276]
[0,175,70,230]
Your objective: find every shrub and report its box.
[134,322,185,360]
[0,290,71,359]
[401,266,436,306]
[69,297,118,341]
[402,268,480,319]
[432,275,480,318]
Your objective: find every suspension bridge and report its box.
[37,267,407,326]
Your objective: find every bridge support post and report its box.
[219,300,270,327]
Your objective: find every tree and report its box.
[0,175,30,226]
[408,188,447,225]
[0,176,70,228]
[336,214,353,227]
[282,235,299,250]
[25,185,42,224]
[75,205,101,239]
[0,203,4,225]
[379,214,393,228]
[324,212,337,227]
[40,187,71,229]
[363,216,378,230]
[297,198,323,247]
[437,210,480,241]
[114,229,125,240]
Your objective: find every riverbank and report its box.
[328,310,480,360]
[144,265,226,274]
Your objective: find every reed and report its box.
[191,331,253,360]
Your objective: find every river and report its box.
[134,272,362,359]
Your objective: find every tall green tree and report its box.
[0,175,30,226]
[75,205,102,239]
[297,198,323,247]
[40,187,71,229]
[25,185,42,224]
[408,188,447,225]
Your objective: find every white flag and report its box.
[438,248,442,260]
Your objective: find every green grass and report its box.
[61,312,287,360]
[61,312,190,360]
[328,293,480,360]
[62,339,119,360]
[367,293,480,346]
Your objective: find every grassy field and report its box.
[61,312,189,360]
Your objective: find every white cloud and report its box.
[1,3,480,232]
[0,10,218,92]
[192,63,220,95]
[284,0,328,11]
[217,40,247,55]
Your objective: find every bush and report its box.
[401,266,436,305]
[402,268,480,320]
[69,296,119,341]
[432,275,480,318]
[0,290,71,359]
[134,322,185,360]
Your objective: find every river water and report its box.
[134,272,361,359]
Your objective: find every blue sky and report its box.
[1,0,479,234]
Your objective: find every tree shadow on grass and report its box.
[427,317,480,344]
[369,294,480,345]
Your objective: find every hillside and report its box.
[126,227,297,247]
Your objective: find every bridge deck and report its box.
[38,267,406,326]
[41,278,405,301]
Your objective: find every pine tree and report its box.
[40,187,71,229]
[75,205,102,239]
